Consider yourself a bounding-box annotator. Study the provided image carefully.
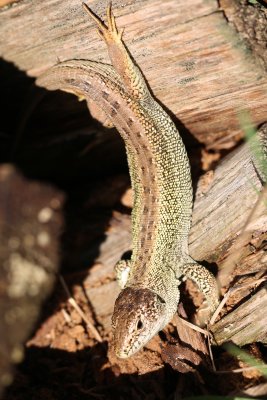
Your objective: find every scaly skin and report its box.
[37,3,219,358]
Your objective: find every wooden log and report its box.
[0,0,266,149]
[210,285,267,346]
[189,137,266,265]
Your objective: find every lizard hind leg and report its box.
[83,2,151,101]
[114,259,132,289]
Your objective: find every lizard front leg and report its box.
[114,259,132,289]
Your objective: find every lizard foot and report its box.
[83,2,124,46]
[114,259,131,289]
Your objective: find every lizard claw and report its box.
[106,2,124,42]
[83,1,124,44]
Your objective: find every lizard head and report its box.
[111,287,168,358]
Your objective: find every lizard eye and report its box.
[137,319,143,330]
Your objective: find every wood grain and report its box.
[0,0,266,148]
[189,142,267,263]
[211,285,267,346]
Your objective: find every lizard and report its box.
[37,2,219,359]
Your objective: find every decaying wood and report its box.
[189,139,266,265]
[211,285,267,346]
[220,0,267,70]
[0,165,64,396]
[0,0,266,149]
[161,310,210,373]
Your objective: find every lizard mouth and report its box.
[115,337,143,359]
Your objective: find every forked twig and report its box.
[59,274,102,343]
